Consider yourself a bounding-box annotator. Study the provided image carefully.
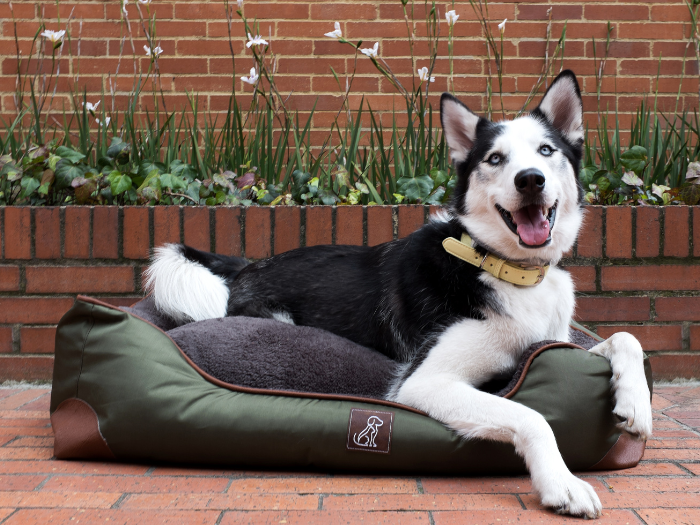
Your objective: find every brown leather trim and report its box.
[77,295,143,309]
[78,296,429,416]
[51,398,116,460]
[589,432,646,470]
[502,342,586,399]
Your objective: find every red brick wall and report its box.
[0,204,698,382]
[1,0,697,129]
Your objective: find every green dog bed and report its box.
[50,295,651,474]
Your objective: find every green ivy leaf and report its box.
[397,175,433,202]
[424,186,446,205]
[55,146,86,164]
[620,145,648,175]
[55,159,87,189]
[595,176,611,192]
[429,168,449,189]
[170,161,198,181]
[579,165,597,187]
[110,173,133,196]
[138,161,165,179]
[19,176,40,198]
[107,138,131,165]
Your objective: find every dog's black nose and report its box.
[514,169,545,195]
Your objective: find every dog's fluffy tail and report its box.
[144,244,249,323]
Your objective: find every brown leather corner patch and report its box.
[51,398,116,460]
[347,408,394,454]
[590,432,646,471]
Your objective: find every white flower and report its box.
[417,67,435,83]
[324,22,342,39]
[246,33,268,48]
[237,0,243,8]
[96,116,111,127]
[445,10,459,26]
[360,42,378,58]
[241,67,259,85]
[138,0,151,5]
[498,18,507,32]
[83,101,100,112]
[40,29,65,44]
[144,44,163,57]
[122,0,128,16]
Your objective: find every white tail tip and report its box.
[144,244,230,323]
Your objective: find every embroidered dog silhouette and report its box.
[353,415,384,448]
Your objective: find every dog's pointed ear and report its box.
[533,70,583,144]
[441,93,480,163]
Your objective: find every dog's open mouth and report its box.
[496,201,558,248]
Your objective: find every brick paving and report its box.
[0,385,698,524]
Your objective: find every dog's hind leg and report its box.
[588,332,652,440]
[145,244,246,323]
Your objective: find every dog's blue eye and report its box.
[539,145,553,156]
[487,153,501,165]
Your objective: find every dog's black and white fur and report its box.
[146,71,652,518]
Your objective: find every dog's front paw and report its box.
[612,376,653,440]
[536,471,602,519]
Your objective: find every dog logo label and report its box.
[347,409,394,454]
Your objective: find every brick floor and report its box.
[0,385,698,524]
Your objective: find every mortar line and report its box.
[30,206,36,260]
[675,462,697,476]
[223,477,234,492]
[597,475,614,493]
[331,205,337,246]
[688,206,694,257]
[117,206,124,260]
[240,206,247,257]
[515,493,527,510]
[362,205,368,246]
[110,493,129,509]
[0,206,4,259]
[631,206,636,259]
[427,510,436,525]
[269,206,276,256]
[0,509,19,524]
[209,206,216,253]
[631,509,650,525]
[33,473,53,491]
[59,206,66,259]
[299,205,306,249]
[88,206,95,259]
[658,207,665,257]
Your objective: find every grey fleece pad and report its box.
[122,297,598,400]
[167,316,397,399]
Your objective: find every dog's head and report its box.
[440,70,585,265]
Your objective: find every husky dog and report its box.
[146,70,652,518]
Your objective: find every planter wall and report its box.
[0,205,698,382]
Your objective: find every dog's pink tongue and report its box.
[512,205,550,246]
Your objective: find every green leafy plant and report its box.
[2,0,699,207]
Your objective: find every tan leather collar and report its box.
[442,233,549,286]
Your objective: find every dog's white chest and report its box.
[417,267,575,385]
